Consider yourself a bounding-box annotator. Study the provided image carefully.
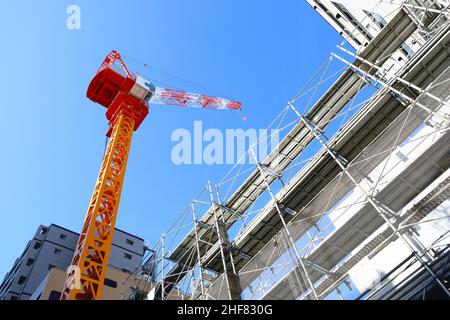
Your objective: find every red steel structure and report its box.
[61,50,241,300]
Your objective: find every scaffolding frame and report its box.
[123,0,450,300]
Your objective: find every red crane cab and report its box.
[86,50,155,136]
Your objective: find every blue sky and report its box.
[0,0,343,280]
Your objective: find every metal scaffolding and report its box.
[124,0,450,300]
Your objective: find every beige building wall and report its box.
[30,267,153,300]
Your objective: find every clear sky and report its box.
[0,0,343,279]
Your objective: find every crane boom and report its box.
[61,50,241,300]
[151,87,241,110]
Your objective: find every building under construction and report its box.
[125,0,450,300]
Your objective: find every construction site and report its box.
[1,0,450,301]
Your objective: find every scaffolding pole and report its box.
[401,2,450,17]
[161,234,166,300]
[207,181,242,300]
[249,147,319,300]
[190,202,205,298]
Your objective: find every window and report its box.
[40,228,48,235]
[17,276,26,285]
[59,234,67,240]
[48,264,55,270]
[54,248,62,255]
[48,291,61,300]
[333,2,356,23]
[33,242,41,250]
[314,0,329,14]
[126,238,134,246]
[367,11,387,29]
[401,43,414,56]
[333,2,372,41]
[26,258,34,266]
[124,253,132,260]
[104,278,117,288]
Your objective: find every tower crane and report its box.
[61,50,241,300]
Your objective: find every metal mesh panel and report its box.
[204,273,229,300]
